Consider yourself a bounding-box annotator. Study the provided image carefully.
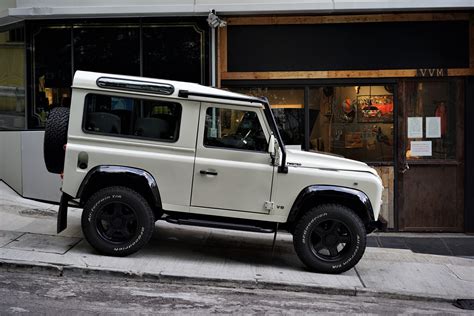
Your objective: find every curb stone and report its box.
[0,258,460,304]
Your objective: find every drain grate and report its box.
[453,299,474,310]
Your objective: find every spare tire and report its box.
[44,107,70,174]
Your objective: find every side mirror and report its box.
[268,134,275,155]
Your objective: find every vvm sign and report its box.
[416,68,448,77]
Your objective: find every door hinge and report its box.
[264,201,274,212]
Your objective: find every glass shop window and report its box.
[84,94,181,142]
[143,25,205,84]
[0,25,25,130]
[402,80,462,160]
[309,86,394,162]
[31,27,72,129]
[230,87,304,148]
[204,107,267,152]
[73,26,140,76]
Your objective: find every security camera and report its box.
[207,10,227,28]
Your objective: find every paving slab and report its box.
[356,255,474,300]
[0,231,23,248]
[4,233,81,254]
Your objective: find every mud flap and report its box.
[57,193,71,233]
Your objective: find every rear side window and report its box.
[83,94,181,142]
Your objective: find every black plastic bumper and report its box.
[368,215,388,233]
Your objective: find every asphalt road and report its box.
[0,270,468,315]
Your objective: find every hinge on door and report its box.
[264,201,274,212]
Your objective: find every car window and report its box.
[83,94,181,142]
[204,107,267,152]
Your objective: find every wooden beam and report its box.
[221,69,474,80]
[226,13,470,26]
[271,104,304,109]
[470,14,474,69]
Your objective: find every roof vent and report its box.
[96,77,174,95]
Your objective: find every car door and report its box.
[191,103,274,214]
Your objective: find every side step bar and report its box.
[164,216,275,234]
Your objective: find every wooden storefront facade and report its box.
[217,12,474,232]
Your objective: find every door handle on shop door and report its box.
[200,170,218,176]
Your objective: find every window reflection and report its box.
[73,26,140,76]
[32,27,72,128]
[230,87,305,147]
[0,25,25,130]
[143,25,205,84]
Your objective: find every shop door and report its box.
[397,79,464,231]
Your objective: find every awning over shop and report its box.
[1,0,473,23]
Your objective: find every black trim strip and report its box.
[178,89,262,104]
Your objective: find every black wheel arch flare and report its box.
[287,185,375,233]
[77,165,162,211]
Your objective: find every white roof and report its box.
[72,71,264,108]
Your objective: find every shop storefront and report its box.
[0,1,473,232]
[218,13,473,232]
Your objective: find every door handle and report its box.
[200,169,218,176]
[400,163,410,174]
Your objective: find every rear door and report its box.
[191,103,274,214]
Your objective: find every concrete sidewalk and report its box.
[1,181,473,303]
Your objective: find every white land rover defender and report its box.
[44,71,386,274]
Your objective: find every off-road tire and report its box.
[81,186,155,257]
[43,107,70,174]
[293,204,366,274]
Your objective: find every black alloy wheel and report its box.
[293,204,367,274]
[81,186,155,256]
[309,219,352,261]
[96,202,138,243]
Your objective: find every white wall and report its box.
[0,131,23,194]
[21,131,61,202]
[0,0,16,12]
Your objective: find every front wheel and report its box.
[81,186,155,256]
[293,204,366,274]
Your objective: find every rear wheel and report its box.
[81,186,155,256]
[293,204,366,274]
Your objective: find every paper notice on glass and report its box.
[426,117,441,138]
[410,141,432,156]
[407,117,423,138]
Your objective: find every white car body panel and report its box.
[191,103,274,214]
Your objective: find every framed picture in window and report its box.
[357,95,393,123]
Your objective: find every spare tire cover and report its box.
[43,107,70,174]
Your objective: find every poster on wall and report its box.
[408,117,423,138]
[357,95,393,123]
[426,117,441,138]
[410,141,432,157]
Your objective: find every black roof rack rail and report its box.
[178,89,263,104]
